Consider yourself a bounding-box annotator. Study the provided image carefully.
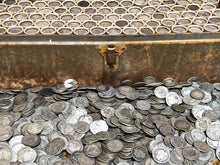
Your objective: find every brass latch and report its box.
[96,44,126,72]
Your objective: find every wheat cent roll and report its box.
[213,9,220,16]
[91,13,105,22]
[106,14,120,21]
[76,14,91,22]
[114,19,129,28]
[152,13,166,20]
[7,26,23,35]
[176,0,190,5]
[122,13,135,21]
[177,18,192,25]
[24,26,40,35]
[114,7,127,15]
[162,0,176,5]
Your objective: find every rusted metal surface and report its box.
[96,44,126,72]
[0,35,219,89]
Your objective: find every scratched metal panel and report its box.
[0,35,219,89]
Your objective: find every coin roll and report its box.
[24,26,39,35]
[7,26,23,35]
[7,5,22,13]
[172,25,187,33]
[139,27,155,35]
[0,27,7,35]
[203,24,219,32]
[188,25,204,33]
[106,27,122,35]
[156,26,171,34]
[40,27,56,35]
[74,27,89,35]
[0,4,7,12]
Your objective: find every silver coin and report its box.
[66,140,83,154]
[90,120,108,134]
[195,117,211,131]
[152,146,170,164]
[154,86,169,99]
[191,129,206,142]
[166,92,182,106]
[192,105,212,119]
[207,123,220,140]
[136,100,151,111]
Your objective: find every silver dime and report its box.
[17,147,37,163]
[154,86,169,99]
[207,123,220,140]
[152,146,170,164]
[192,105,212,119]
[190,89,205,100]
[195,117,211,131]
[182,146,200,160]
[100,107,115,118]
[0,125,13,141]
[136,100,151,111]
[166,92,182,106]
[191,129,206,142]
[107,139,124,152]
[90,120,108,134]
[131,146,148,162]
[66,140,83,154]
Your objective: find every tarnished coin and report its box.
[21,134,41,147]
[73,121,90,133]
[171,104,185,113]
[17,147,37,163]
[77,152,95,165]
[192,105,212,119]
[0,125,13,141]
[78,114,93,124]
[154,86,169,99]
[183,146,200,160]
[202,110,219,122]
[90,120,108,134]
[191,129,206,142]
[0,144,12,161]
[194,141,210,152]
[107,139,124,152]
[27,122,44,134]
[152,146,170,164]
[60,123,75,135]
[174,120,190,131]
[66,140,83,154]
[131,146,148,162]
[84,143,102,157]
[74,97,89,108]
[0,114,14,125]
[207,123,220,141]
[195,117,211,131]
[136,100,151,111]
[39,87,54,97]
[51,101,67,114]
[190,89,205,100]
[100,107,115,118]
[45,138,65,156]
[14,93,28,105]
[171,136,187,148]
[166,92,181,106]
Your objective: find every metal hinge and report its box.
[96,44,126,72]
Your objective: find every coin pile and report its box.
[0,0,220,35]
[0,77,220,164]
